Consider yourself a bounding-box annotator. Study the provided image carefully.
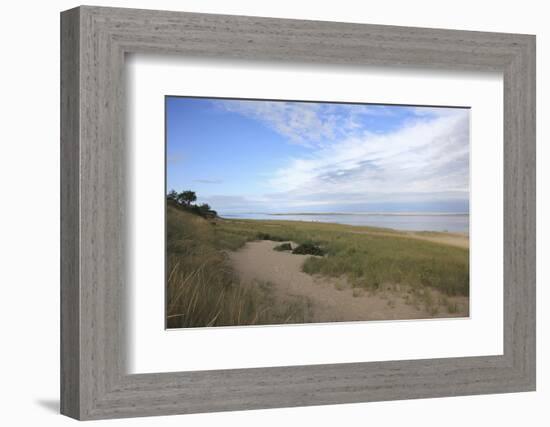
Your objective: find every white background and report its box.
[128,57,503,373]
[0,0,547,426]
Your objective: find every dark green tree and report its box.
[177,190,197,206]
[167,189,178,201]
[198,203,211,212]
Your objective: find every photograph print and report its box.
[165,96,470,329]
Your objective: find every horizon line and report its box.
[220,211,470,217]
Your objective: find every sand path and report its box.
[227,240,465,323]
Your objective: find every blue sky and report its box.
[166,97,469,214]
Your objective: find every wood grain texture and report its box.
[60,7,80,419]
[60,5,536,420]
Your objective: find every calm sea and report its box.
[220,212,469,233]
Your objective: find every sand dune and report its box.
[227,240,469,323]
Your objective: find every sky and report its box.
[166,97,470,214]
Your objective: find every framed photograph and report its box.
[61,6,535,420]
[164,97,471,329]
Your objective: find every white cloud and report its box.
[215,99,391,147]
[268,109,469,202]
[208,100,469,212]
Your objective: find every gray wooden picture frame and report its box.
[60,5,536,420]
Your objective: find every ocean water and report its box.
[220,212,469,233]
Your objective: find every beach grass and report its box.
[210,213,469,297]
[166,205,469,328]
[166,206,314,328]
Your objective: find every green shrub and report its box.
[292,242,325,256]
[274,242,292,251]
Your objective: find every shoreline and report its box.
[217,216,470,246]
[223,212,470,217]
